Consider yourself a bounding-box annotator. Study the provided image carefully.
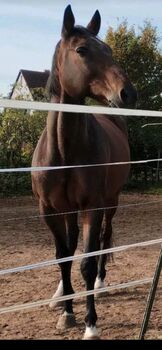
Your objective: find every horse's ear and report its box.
[62,5,75,37]
[87,10,101,36]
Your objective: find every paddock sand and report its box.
[0,193,162,340]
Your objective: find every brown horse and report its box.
[32,5,137,339]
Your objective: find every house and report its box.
[9,69,50,100]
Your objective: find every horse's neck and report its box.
[46,95,60,162]
[52,92,88,163]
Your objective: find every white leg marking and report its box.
[94,276,105,289]
[49,280,63,309]
[62,311,73,316]
[83,326,99,340]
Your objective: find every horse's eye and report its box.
[76,46,88,57]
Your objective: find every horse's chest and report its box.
[41,169,105,211]
[66,170,105,209]
[48,171,93,211]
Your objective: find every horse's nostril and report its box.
[120,88,129,104]
[120,87,137,106]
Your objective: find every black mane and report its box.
[46,40,61,99]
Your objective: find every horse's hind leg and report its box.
[50,213,79,308]
[39,201,76,329]
[95,207,117,294]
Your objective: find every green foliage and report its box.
[105,21,162,188]
[0,107,47,196]
[30,87,49,102]
[0,87,48,196]
[105,20,162,110]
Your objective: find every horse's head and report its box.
[49,5,137,107]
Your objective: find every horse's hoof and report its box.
[56,312,76,330]
[83,326,100,340]
[83,335,100,340]
[49,299,64,309]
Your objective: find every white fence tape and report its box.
[0,98,162,173]
[1,238,162,276]
[0,158,162,173]
[1,98,162,117]
[0,277,152,315]
[1,199,162,223]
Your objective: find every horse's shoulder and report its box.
[94,114,128,137]
[32,127,47,165]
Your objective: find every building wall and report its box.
[11,73,33,100]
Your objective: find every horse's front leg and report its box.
[81,210,104,340]
[39,202,76,329]
[56,238,77,330]
[49,213,79,309]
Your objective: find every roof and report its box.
[10,69,50,98]
[21,69,50,89]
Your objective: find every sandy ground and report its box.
[0,193,162,340]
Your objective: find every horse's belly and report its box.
[107,163,130,194]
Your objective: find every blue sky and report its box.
[1,0,162,96]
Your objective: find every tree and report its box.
[105,21,162,110]
[0,87,48,196]
[0,108,46,196]
[105,21,162,185]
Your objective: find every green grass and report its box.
[125,181,162,195]
[143,184,162,194]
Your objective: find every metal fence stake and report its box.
[139,246,162,339]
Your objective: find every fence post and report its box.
[139,246,162,339]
